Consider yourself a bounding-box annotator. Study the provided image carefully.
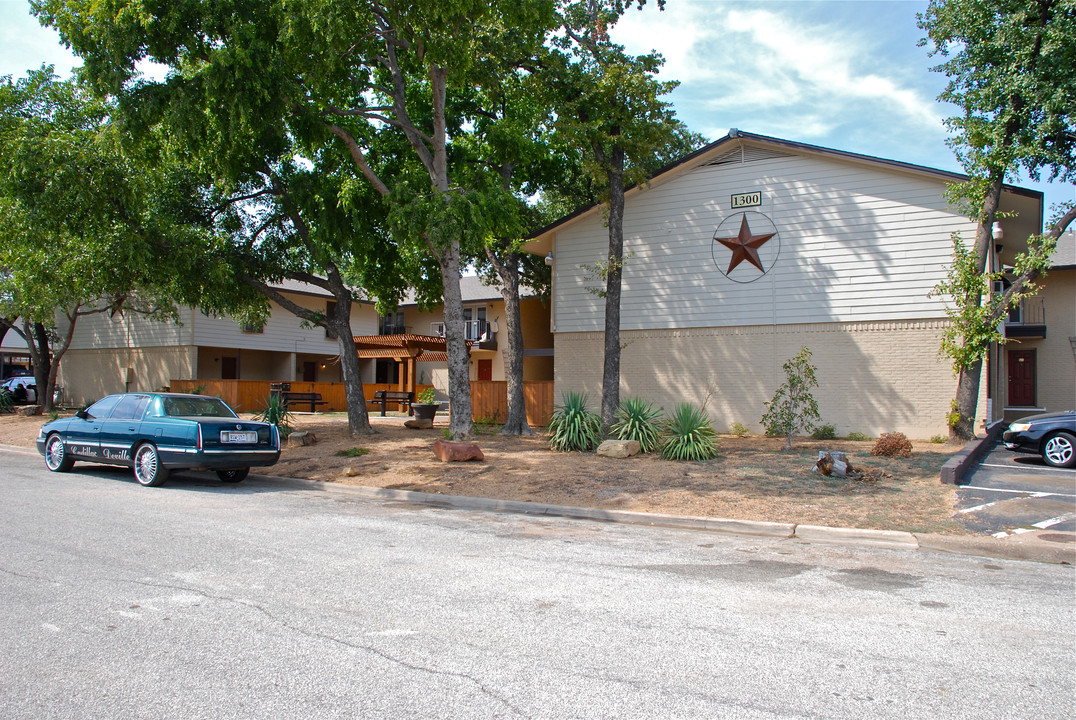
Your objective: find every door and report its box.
[221,356,238,380]
[1007,349,1036,407]
[302,361,317,382]
[477,359,493,382]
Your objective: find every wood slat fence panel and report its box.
[169,378,553,424]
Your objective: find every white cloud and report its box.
[612,1,945,139]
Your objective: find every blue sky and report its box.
[2,0,1073,224]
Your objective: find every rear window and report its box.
[161,396,238,419]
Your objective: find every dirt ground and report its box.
[2,411,965,534]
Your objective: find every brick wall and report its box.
[554,320,957,439]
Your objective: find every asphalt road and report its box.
[956,440,1076,536]
[2,447,1074,719]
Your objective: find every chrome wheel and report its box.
[133,444,169,487]
[1043,432,1075,468]
[44,434,74,472]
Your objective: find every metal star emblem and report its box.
[714,215,776,274]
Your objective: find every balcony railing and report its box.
[1004,296,1046,338]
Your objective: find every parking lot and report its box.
[956,439,1076,537]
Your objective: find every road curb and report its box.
[793,524,919,549]
[343,486,796,538]
[940,420,1007,484]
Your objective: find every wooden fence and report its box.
[169,378,554,426]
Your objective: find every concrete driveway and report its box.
[956,439,1076,537]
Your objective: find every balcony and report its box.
[379,324,406,336]
[1004,296,1046,339]
[465,320,497,350]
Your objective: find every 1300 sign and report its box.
[731,192,762,209]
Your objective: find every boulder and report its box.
[288,431,317,447]
[404,418,434,430]
[597,439,641,458]
[16,405,41,417]
[432,439,484,462]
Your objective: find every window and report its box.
[83,395,123,420]
[241,320,264,334]
[111,395,151,421]
[380,311,405,335]
[463,306,487,341]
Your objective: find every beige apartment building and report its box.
[527,131,1072,438]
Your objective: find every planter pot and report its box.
[412,403,438,421]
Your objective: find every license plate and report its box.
[221,431,257,444]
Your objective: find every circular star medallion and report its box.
[711,211,781,283]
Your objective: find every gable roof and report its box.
[526,129,1044,251]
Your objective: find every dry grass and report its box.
[1,412,966,534]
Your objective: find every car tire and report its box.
[133,444,170,487]
[1042,431,1076,468]
[44,434,75,472]
[216,468,250,483]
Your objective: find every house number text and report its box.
[731,191,762,209]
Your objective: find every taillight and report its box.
[197,425,203,451]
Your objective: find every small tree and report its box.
[761,346,821,450]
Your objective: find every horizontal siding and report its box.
[66,294,380,352]
[191,296,378,351]
[553,153,977,332]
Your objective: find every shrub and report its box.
[845,431,872,442]
[417,387,436,404]
[611,397,663,453]
[335,447,370,458]
[255,394,294,438]
[660,403,718,461]
[930,435,947,444]
[761,346,821,449]
[728,421,749,437]
[811,424,837,440]
[871,432,913,458]
[0,390,13,414]
[548,392,603,452]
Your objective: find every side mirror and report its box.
[75,409,89,420]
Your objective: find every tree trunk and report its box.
[600,145,626,430]
[950,173,1005,442]
[327,293,374,436]
[241,272,372,436]
[438,242,475,440]
[487,246,534,436]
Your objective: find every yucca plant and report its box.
[255,393,295,438]
[548,391,603,452]
[611,396,663,453]
[660,403,719,461]
[0,389,14,414]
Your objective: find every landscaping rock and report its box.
[597,440,641,458]
[16,405,41,417]
[432,439,484,462]
[404,418,434,430]
[344,466,360,477]
[288,431,317,447]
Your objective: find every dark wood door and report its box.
[302,362,317,383]
[221,356,238,380]
[1007,349,1036,407]
[477,359,492,382]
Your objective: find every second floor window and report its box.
[380,311,405,335]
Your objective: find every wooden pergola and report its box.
[352,333,470,395]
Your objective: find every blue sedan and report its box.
[36,393,281,487]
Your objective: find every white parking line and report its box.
[979,462,1075,475]
[1032,513,1076,529]
[959,485,1076,499]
